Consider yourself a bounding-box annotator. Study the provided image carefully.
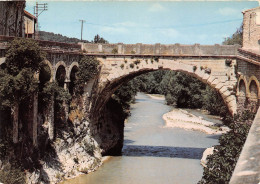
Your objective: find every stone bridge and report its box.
[0,35,260,183]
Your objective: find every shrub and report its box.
[130,63,134,68]
[193,65,197,72]
[120,64,124,69]
[198,113,253,184]
[154,57,159,62]
[131,50,136,54]
[225,59,232,66]
[75,56,100,94]
[134,60,140,65]
[112,48,118,54]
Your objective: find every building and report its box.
[24,10,37,39]
[242,7,260,51]
[0,1,25,37]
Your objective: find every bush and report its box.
[198,113,253,184]
[75,56,100,94]
[112,48,118,54]
[129,63,134,68]
[134,60,140,65]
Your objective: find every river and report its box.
[63,93,220,184]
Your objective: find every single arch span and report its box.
[89,56,238,117]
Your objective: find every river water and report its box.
[63,93,219,184]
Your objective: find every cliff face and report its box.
[0,1,25,37]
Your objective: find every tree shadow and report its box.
[122,145,206,159]
[206,134,221,140]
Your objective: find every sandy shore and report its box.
[163,108,229,134]
[146,94,165,100]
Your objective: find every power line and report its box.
[84,18,242,30]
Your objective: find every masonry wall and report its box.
[243,8,260,50]
[0,1,25,37]
[237,59,260,113]
[81,43,240,56]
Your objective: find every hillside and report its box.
[39,31,90,43]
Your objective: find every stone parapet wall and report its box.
[81,43,240,56]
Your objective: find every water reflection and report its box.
[123,145,205,159]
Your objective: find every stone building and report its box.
[24,10,37,38]
[0,1,25,37]
[242,7,260,51]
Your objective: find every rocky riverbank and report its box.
[26,120,103,184]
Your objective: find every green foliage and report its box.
[112,80,138,115]
[120,64,124,69]
[92,34,108,44]
[75,56,100,94]
[40,82,71,109]
[199,116,252,184]
[0,38,45,109]
[202,86,229,117]
[129,63,134,68]
[134,60,141,65]
[112,48,118,54]
[39,31,90,43]
[5,38,45,75]
[223,25,243,45]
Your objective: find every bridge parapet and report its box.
[81,42,241,56]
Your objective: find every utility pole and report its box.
[34,2,48,39]
[79,19,86,41]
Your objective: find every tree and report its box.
[223,25,243,45]
[92,34,108,44]
[0,38,45,109]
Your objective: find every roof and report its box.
[242,6,260,14]
[24,10,37,21]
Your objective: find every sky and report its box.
[25,1,259,44]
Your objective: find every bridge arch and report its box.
[68,62,79,94]
[92,57,237,116]
[54,61,67,82]
[248,76,260,100]
[67,62,79,81]
[237,76,248,97]
[41,60,54,82]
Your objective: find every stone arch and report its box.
[91,58,237,116]
[237,76,248,97]
[54,61,67,81]
[248,76,260,100]
[40,60,54,82]
[68,62,79,94]
[55,62,67,87]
